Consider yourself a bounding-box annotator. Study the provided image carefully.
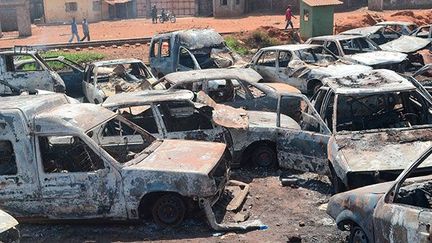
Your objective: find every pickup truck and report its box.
[0,93,260,230]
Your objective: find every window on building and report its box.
[0,141,17,176]
[221,0,228,6]
[93,1,101,11]
[236,0,240,4]
[65,2,78,12]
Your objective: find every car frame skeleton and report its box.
[0,93,262,231]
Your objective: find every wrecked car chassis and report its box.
[0,94,261,232]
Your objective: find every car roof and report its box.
[103,90,195,109]
[376,21,416,26]
[323,69,416,94]
[0,93,70,119]
[341,26,384,36]
[93,59,143,67]
[0,50,38,55]
[309,34,364,41]
[259,44,322,52]
[164,68,264,84]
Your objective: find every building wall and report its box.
[383,0,432,9]
[0,7,17,31]
[0,0,31,36]
[135,0,196,17]
[42,0,102,24]
[197,0,212,16]
[247,0,299,14]
[213,0,245,17]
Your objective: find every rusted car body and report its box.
[311,69,432,192]
[149,29,244,77]
[15,56,85,98]
[411,24,432,41]
[341,26,430,67]
[327,145,432,243]
[0,209,20,243]
[82,59,157,104]
[0,49,65,95]
[306,35,408,71]
[0,93,261,231]
[150,68,300,113]
[375,21,418,36]
[248,44,372,94]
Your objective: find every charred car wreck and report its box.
[249,44,372,94]
[327,145,432,243]
[311,69,432,192]
[0,93,262,231]
[149,29,244,77]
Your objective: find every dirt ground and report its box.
[1,8,432,48]
[19,169,348,243]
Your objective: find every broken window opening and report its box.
[279,96,323,133]
[206,79,235,103]
[6,54,43,72]
[118,106,159,134]
[157,101,213,132]
[257,51,277,67]
[151,41,160,57]
[245,83,266,99]
[0,141,17,176]
[179,48,196,69]
[278,51,292,68]
[39,136,104,173]
[161,40,171,57]
[340,38,378,55]
[295,47,337,64]
[336,91,432,132]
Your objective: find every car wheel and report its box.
[349,226,369,243]
[152,194,186,227]
[330,166,346,193]
[251,145,277,168]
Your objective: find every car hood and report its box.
[335,128,432,172]
[261,83,301,94]
[248,111,300,129]
[347,51,407,66]
[380,36,430,54]
[125,140,226,175]
[0,209,18,233]
[309,63,373,78]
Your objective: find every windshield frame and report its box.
[294,46,338,64]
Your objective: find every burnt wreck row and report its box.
[0,25,432,243]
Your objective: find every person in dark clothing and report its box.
[284,6,297,30]
[151,5,158,24]
[161,8,166,20]
[68,18,80,43]
[80,18,90,41]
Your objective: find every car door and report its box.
[276,94,331,175]
[155,101,225,142]
[0,54,54,93]
[252,50,279,82]
[36,134,124,219]
[46,59,84,98]
[177,46,201,71]
[0,116,43,217]
[82,65,103,103]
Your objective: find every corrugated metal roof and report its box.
[302,0,342,7]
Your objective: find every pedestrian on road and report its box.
[68,17,80,43]
[151,5,158,24]
[284,5,296,30]
[81,18,90,41]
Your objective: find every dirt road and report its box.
[1,8,431,48]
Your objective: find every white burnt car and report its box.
[0,93,260,230]
[248,44,372,94]
[0,209,19,243]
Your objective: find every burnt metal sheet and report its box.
[177,29,225,50]
[347,51,407,66]
[341,26,384,36]
[103,90,195,109]
[380,36,430,54]
[261,83,301,94]
[126,139,226,175]
[0,210,18,233]
[35,104,116,133]
[323,69,415,94]
[336,128,432,172]
[164,68,263,85]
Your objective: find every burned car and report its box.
[411,24,432,41]
[375,21,418,36]
[0,93,260,230]
[149,29,244,77]
[83,59,157,104]
[341,26,430,67]
[0,49,65,95]
[0,209,19,243]
[306,34,408,71]
[327,145,432,243]
[150,68,300,113]
[248,44,372,94]
[311,69,432,192]
[15,56,85,98]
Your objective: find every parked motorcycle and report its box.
[159,11,176,23]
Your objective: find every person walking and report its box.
[68,18,80,43]
[284,5,296,30]
[80,18,90,41]
[151,5,158,24]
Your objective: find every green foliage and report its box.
[42,51,105,65]
[249,30,282,48]
[225,36,249,55]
